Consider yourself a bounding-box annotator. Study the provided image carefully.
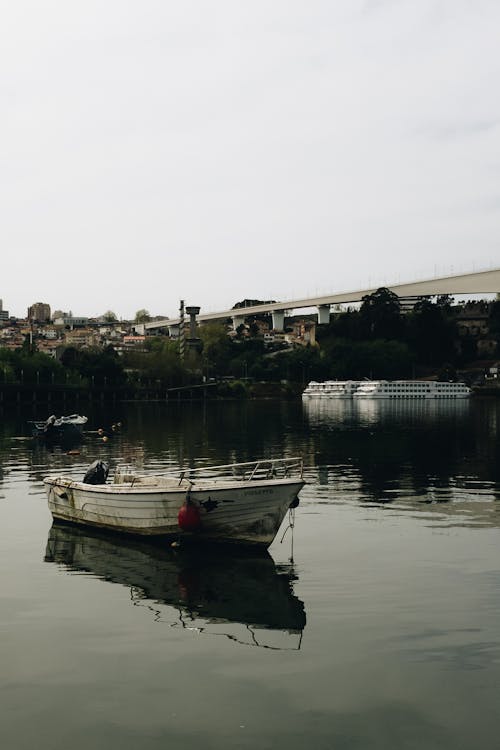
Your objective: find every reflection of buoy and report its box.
[97,428,104,436]
[177,569,200,600]
[102,436,109,443]
[178,499,201,532]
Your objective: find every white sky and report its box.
[1,0,499,319]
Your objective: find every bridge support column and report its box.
[271,310,285,331]
[317,305,331,325]
[232,315,245,331]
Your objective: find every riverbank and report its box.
[472,384,500,397]
[0,379,302,405]
[2,378,499,406]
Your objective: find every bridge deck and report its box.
[140,268,500,330]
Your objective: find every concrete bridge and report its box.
[135,267,500,335]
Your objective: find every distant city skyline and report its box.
[2,1,500,319]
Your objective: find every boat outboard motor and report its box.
[83,460,109,485]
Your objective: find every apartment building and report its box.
[27,302,51,323]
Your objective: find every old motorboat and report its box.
[44,457,304,548]
[31,414,88,440]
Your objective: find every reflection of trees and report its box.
[3,398,500,515]
[23,400,307,485]
[304,399,500,503]
[121,400,306,470]
[311,426,461,501]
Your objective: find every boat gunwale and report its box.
[43,476,305,495]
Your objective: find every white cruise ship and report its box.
[353,380,471,399]
[302,379,472,399]
[302,380,362,399]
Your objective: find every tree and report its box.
[235,323,247,339]
[21,334,36,355]
[436,294,454,309]
[277,346,328,383]
[135,309,151,323]
[410,300,457,365]
[102,310,117,323]
[437,363,458,382]
[123,338,185,386]
[198,323,233,375]
[317,308,364,343]
[360,287,404,340]
[488,301,500,348]
[60,346,80,369]
[0,348,64,384]
[325,338,413,380]
[60,346,125,385]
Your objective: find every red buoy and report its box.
[178,499,201,532]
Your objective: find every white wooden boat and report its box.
[44,457,304,548]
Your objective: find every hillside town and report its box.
[1,292,499,395]
[0,298,317,357]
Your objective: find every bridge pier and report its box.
[232,315,246,331]
[317,304,331,325]
[271,310,285,331]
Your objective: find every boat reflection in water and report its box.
[44,523,306,650]
[303,395,471,428]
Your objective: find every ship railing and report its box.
[118,457,304,484]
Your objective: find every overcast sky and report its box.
[1,0,499,319]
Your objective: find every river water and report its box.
[1,397,500,749]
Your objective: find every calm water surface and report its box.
[1,398,500,749]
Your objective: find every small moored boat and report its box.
[44,457,304,548]
[31,414,88,440]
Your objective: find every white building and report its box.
[0,299,9,321]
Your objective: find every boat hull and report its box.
[44,477,304,547]
[353,393,470,399]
